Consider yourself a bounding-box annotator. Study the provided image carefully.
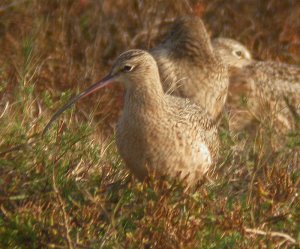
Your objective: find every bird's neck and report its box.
[123,78,167,116]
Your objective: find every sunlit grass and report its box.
[0,0,299,248]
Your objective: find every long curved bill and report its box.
[43,74,114,136]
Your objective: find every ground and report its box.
[0,0,300,248]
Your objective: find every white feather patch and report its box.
[198,143,212,165]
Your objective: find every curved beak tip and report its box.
[43,74,115,136]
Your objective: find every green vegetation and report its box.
[0,0,299,248]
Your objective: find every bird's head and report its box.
[109,49,159,89]
[212,38,252,69]
[43,49,159,134]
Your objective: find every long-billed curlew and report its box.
[212,38,254,131]
[213,37,300,132]
[150,16,229,122]
[44,49,219,185]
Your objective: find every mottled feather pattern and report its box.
[229,60,300,131]
[247,61,300,95]
[213,38,300,132]
[151,16,229,121]
[114,50,219,185]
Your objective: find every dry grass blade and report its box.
[244,227,298,246]
[52,167,74,249]
[0,0,28,12]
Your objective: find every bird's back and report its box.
[230,60,300,131]
[150,16,229,121]
[245,61,300,99]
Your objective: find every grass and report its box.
[0,0,300,248]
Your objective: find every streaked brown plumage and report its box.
[232,61,300,131]
[212,38,254,131]
[151,16,229,122]
[44,49,219,185]
[213,37,300,132]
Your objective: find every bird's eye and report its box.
[122,65,134,72]
[234,50,243,58]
